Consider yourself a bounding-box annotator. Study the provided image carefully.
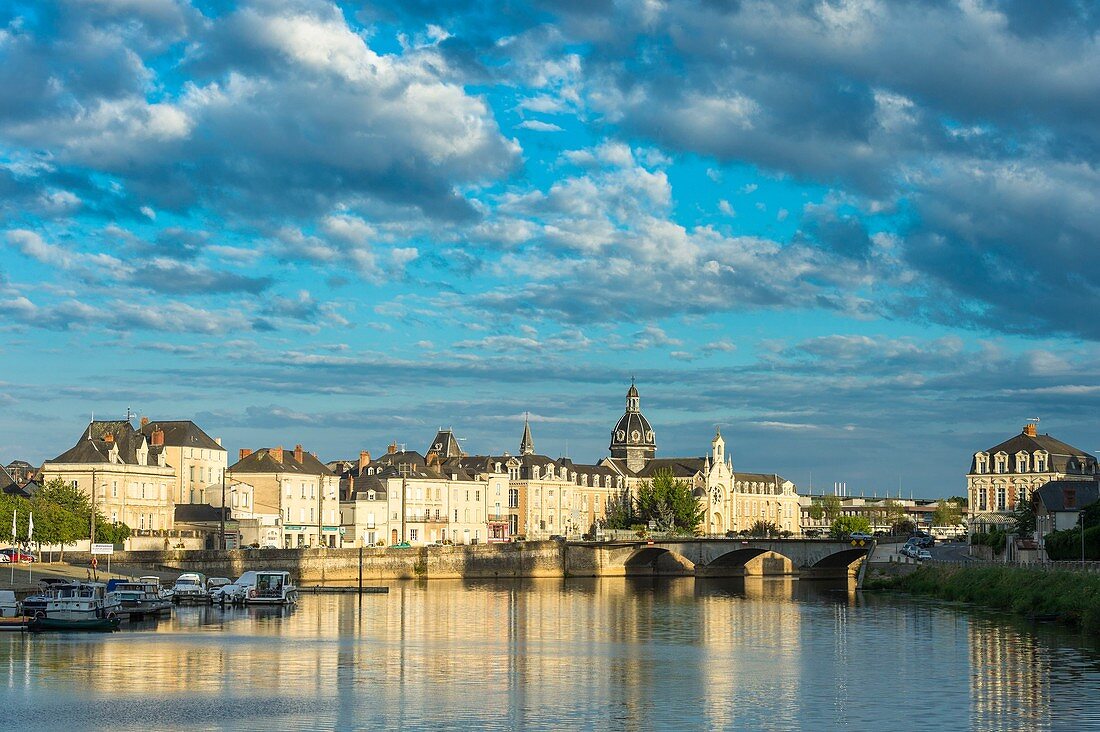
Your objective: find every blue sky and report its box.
[2,0,1100,497]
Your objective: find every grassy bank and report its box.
[866,565,1100,632]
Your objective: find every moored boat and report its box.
[111,581,173,620]
[29,583,121,632]
[171,573,211,605]
[244,571,298,606]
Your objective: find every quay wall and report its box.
[66,541,567,583]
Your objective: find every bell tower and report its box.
[609,380,656,471]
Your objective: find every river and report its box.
[2,578,1098,730]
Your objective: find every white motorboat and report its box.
[244,571,298,606]
[215,571,258,605]
[171,573,211,604]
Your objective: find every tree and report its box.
[603,486,636,530]
[933,499,965,529]
[635,469,705,535]
[1010,499,1036,536]
[830,515,871,539]
[881,500,907,529]
[809,494,843,522]
[891,519,917,535]
[30,478,91,560]
[748,520,780,537]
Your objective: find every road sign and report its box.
[91,543,114,555]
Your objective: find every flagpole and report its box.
[27,511,33,584]
[10,509,15,586]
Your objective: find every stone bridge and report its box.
[563,538,874,580]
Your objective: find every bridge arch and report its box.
[623,547,695,576]
[807,547,869,578]
[703,547,795,577]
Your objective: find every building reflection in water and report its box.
[968,618,1051,732]
[1,579,1098,730]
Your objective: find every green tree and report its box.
[603,486,636,530]
[933,499,965,529]
[635,469,705,535]
[891,518,917,535]
[808,494,843,522]
[1011,499,1036,536]
[30,478,91,560]
[830,515,872,539]
[748,520,780,537]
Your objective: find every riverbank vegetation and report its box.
[867,565,1100,631]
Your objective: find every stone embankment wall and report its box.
[67,541,567,583]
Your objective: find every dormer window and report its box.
[994,453,1008,474]
[1015,452,1029,473]
[1034,452,1047,472]
[367,490,376,500]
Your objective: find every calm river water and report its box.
[2,578,1099,731]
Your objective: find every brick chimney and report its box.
[104,433,114,444]
[270,446,284,463]
[140,416,149,428]
[388,441,398,455]
[151,429,164,447]
[1024,423,1037,437]
[359,450,371,473]
[239,448,252,461]
[294,444,304,463]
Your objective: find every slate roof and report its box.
[0,465,16,494]
[425,430,465,459]
[229,447,334,476]
[174,503,232,523]
[49,420,165,467]
[973,430,1097,474]
[1035,480,1100,513]
[634,457,708,479]
[140,420,224,451]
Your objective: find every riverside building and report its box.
[967,423,1097,530]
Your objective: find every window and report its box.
[996,487,1006,511]
[454,510,458,522]
[410,529,419,542]
[509,489,519,509]
[475,490,480,502]
[977,490,986,511]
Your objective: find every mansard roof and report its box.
[972,430,1096,474]
[140,420,224,451]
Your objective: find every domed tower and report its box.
[609,380,656,471]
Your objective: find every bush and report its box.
[880,565,1100,632]
[1044,524,1100,561]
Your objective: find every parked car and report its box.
[917,549,932,561]
[849,532,874,541]
[0,548,36,563]
[391,542,412,549]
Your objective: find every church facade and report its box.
[601,383,800,536]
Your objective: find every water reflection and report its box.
[1,579,1098,730]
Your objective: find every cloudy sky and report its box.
[2,0,1099,497]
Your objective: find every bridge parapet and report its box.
[563,538,874,579]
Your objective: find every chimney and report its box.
[215,437,222,446]
[151,429,164,447]
[239,448,252,461]
[388,441,398,455]
[104,433,114,444]
[359,451,371,473]
[1024,423,1037,437]
[294,444,304,463]
[270,446,284,463]
[140,416,149,428]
